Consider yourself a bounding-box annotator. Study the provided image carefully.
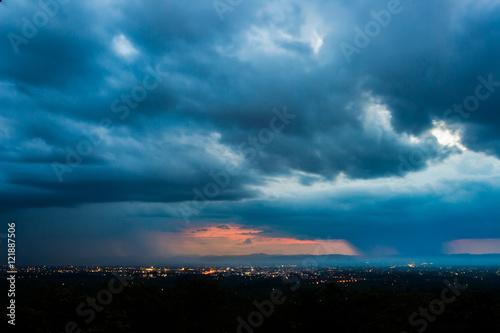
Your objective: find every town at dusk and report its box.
[1,0,500,332]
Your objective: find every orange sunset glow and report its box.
[143,224,360,257]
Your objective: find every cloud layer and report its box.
[2,0,500,263]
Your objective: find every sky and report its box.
[1,0,500,265]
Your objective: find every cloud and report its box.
[237,238,253,246]
[443,239,500,255]
[2,0,500,263]
[112,34,139,58]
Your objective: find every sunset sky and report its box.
[1,0,500,265]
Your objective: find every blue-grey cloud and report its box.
[2,0,500,263]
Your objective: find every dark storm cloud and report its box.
[338,0,500,150]
[2,0,500,263]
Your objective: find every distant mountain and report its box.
[32,253,500,267]
[162,253,359,266]
[158,253,500,267]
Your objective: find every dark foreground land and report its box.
[3,265,500,333]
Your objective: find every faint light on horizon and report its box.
[443,239,500,254]
[144,223,361,256]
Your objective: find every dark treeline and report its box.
[14,276,500,333]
